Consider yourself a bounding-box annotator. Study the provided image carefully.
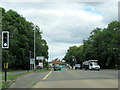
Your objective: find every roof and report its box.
[51,60,61,64]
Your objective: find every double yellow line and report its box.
[43,71,52,80]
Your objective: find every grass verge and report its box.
[7,69,27,73]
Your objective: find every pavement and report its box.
[1,71,29,76]
[9,71,49,88]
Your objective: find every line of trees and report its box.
[1,7,49,70]
[64,21,120,69]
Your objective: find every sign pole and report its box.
[47,59,49,70]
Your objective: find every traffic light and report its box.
[2,31,9,48]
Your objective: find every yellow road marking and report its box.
[43,71,52,80]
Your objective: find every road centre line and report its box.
[43,71,52,80]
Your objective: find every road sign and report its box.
[36,56,44,60]
[4,63,8,69]
[30,58,34,64]
[2,31,9,48]
[39,62,43,67]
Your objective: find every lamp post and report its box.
[33,26,36,70]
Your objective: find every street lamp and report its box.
[33,25,36,70]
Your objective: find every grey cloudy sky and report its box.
[0,0,118,61]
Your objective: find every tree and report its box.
[1,8,49,70]
[64,45,84,67]
[64,21,120,69]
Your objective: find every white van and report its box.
[83,60,100,71]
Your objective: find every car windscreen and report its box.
[75,64,80,67]
[92,62,98,65]
[55,65,60,67]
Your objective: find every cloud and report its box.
[19,8,103,43]
[0,2,118,61]
[82,2,118,23]
[48,42,82,60]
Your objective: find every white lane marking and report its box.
[43,71,52,80]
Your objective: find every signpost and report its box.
[2,31,9,81]
[36,56,44,69]
[4,63,8,69]
[30,58,34,70]
[36,56,44,60]
[30,58,34,64]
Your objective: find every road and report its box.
[33,68,118,88]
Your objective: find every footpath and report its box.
[2,71,28,76]
[9,71,49,88]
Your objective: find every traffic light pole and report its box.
[4,50,7,81]
[2,31,9,81]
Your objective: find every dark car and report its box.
[53,64,61,71]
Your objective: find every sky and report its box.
[0,0,118,61]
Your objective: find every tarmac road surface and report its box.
[33,68,118,88]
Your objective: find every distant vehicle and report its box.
[60,65,66,68]
[74,64,81,69]
[60,65,62,68]
[39,62,43,69]
[83,60,100,71]
[68,65,72,69]
[49,65,53,68]
[53,64,61,71]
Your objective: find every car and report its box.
[74,64,81,69]
[49,65,54,68]
[53,64,61,71]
